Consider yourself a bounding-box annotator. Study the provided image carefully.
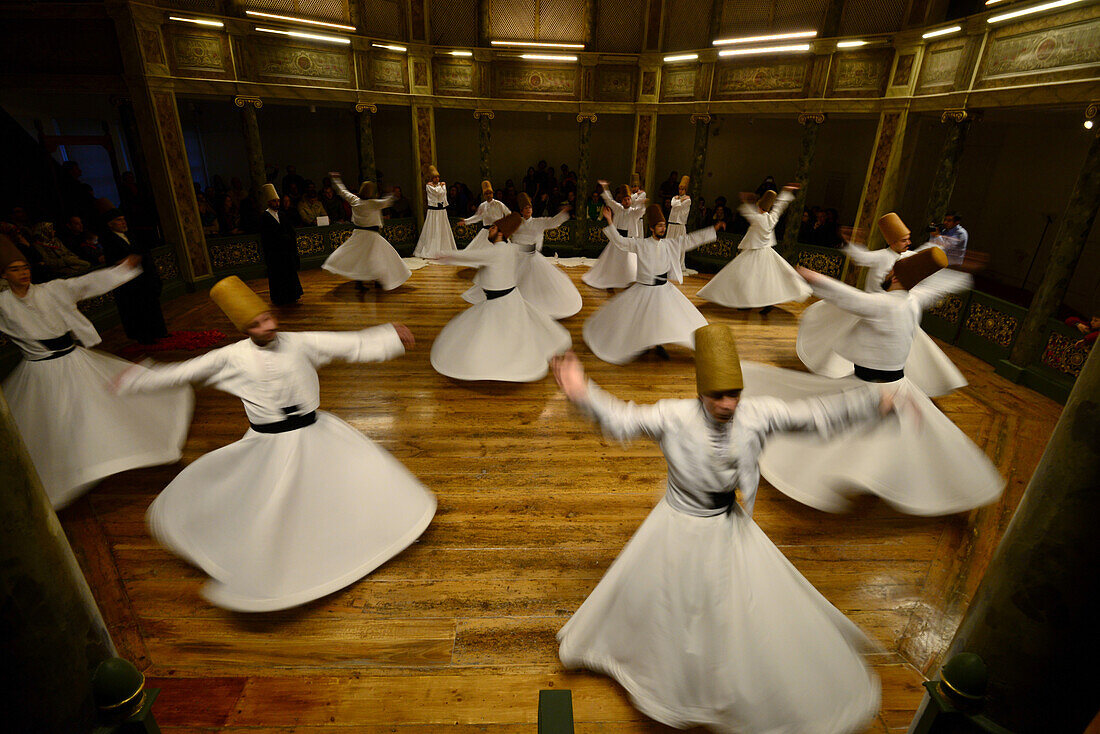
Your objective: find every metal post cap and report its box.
[92,657,146,715]
[939,652,988,702]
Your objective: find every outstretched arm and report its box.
[115,348,230,394]
[911,268,973,311]
[57,256,143,302]
[331,176,361,206]
[842,242,882,267]
[602,224,643,254]
[299,323,410,367]
[758,384,887,439]
[463,202,487,225]
[796,266,884,318]
[673,226,719,254]
[765,188,795,226]
[552,352,666,442]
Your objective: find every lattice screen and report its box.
[431,0,478,46]
[159,0,224,12]
[719,0,829,36]
[839,0,905,35]
[487,0,586,44]
[595,0,644,52]
[664,0,714,52]
[244,0,350,23]
[361,0,406,40]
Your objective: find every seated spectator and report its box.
[218,194,244,236]
[1,221,48,281]
[279,193,303,227]
[297,189,327,226]
[57,215,86,256]
[709,196,731,227]
[799,206,819,243]
[229,176,248,206]
[282,165,306,198]
[755,176,777,197]
[1066,315,1100,347]
[320,185,347,222]
[809,208,842,248]
[73,230,105,266]
[239,195,262,233]
[502,184,518,213]
[197,194,220,236]
[31,222,90,276]
[385,186,412,219]
[695,197,710,226]
[585,187,603,221]
[659,170,679,201]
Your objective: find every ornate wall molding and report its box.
[576,112,597,123]
[233,96,263,109]
[1086,102,1098,120]
[798,112,827,125]
[355,102,378,113]
[689,113,712,125]
[940,108,982,123]
[473,109,495,120]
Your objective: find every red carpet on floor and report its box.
[117,329,228,358]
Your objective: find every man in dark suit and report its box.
[101,209,167,344]
[258,183,302,306]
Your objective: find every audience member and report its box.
[279,194,303,227]
[101,209,167,344]
[31,222,90,276]
[385,186,413,219]
[197,194,219,235]
[282,165,306,198]
[218,194,244,235]
[72,230,105,266]
[57,215,86,256]
[1,221,48,281]
[297,190,327,226]
[931,210,968,264]
[320,185,348,222]
[659,170,680,201]
[1066,315,1099,347]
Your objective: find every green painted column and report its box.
[1003,132,1100,374]
[476,112,492,183]
[237,97,266,194]
[357,105,377,184]
[923,113,971,229]
[946,340,1100,732]
[688,113,712,229]
[782,114,823,251]
[0,390,115,732]
[577,114,594,249]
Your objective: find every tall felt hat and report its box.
[260,183,279,203]
[103,208,125,224]
[630,173,641,187]
[359,181,376,199]
[758,190,778,212]
[679,175,690,189]
[614,184,630,200]
[893,246,948,290]
[493,213,524,239]
[0,234,27,271]
[517,192,532,210]
[646,204,665,231]
[481,179,493,195]
[210,276,270,332]
[694,324,744,395]
[877,212,910,244]
[426,164,440,178]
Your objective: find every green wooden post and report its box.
[538,689,574,734]
[782,113,823,253]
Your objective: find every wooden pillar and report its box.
[945,341,1100,732]
[1000,131,1100,377]
[477,0,490,46]
[0,391,115,732]
[631,112,657,197]
[236,96,266,195]
[820,0,845,38]
[356,103,377,184]
[782,113,824,251]
[687,113,712,229]
[112,96,160,226]
[411,104,437,223]
[854,107,911,251]
[922,109,972,229]
[473,109,493,183]
[577,112,596,248]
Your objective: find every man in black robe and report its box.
[258,183,302,306]
[101,208,168,343]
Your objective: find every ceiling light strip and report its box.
[713,30,816,46]
[491,40,585,49]
[664,53,699,63]
[245,10,355,31]
[987,0,1083,23]
[519,53,578,61]
[922,25,962,38]
[168,16,225,27]
[718,43,812,57]
[836,40,868,48]
[254,27,350,45]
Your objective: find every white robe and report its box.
[117,326,436,611]
[414,182,458,258]
[557,379,882,733]
[797,243,966,396]
[462,199,511,251]
[0,264,193,509]
[696,190,812,309]
[582,189,643,289]
[432,245,571,381]
[747,271,1005,516]
[582,227,712,364]
[668,195,695,275]
[322,179,410,289]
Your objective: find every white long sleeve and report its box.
[58,261,142,302]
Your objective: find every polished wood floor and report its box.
[60,262,1062,733]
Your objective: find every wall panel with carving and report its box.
[364,50,410,92]
[826,50,893,98]
[712,58,812,100]
[492,63,581,100]
[166,28,232,79]
[975,6,1100,89]
[248,40,353,87]
[916,39,966,94]
[595,66,637,103]
[432,59,477,96]
[660,66,698,101]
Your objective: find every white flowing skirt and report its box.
[582,243,637,290]
[741,362,1004,516]
[322,230,411,290]
[558,498,880,734]
[147,411,436,612]
[696,247,812,308]
[2,347,193,509]
[413,209,458,258]
[464,227,493,251]
[462,253,582,319]
[666,222,697,276]
[431,288,571,381]
[797,300,967,397]
[583,281,707,364]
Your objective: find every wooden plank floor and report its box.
[59,262,1062,733]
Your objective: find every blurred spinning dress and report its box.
[321,179,410,290]
[582,188,643,290]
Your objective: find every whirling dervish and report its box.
[321,172,410,291]
[413,165,458,258]
[582,180,642,290]
[462,180,511,252]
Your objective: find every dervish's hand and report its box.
[784,183,800,191]
[602,207,614,224]
[795,265,823,284]
[392,322,415,349]
[878,386,896,417]
[551,351,587,402]
[714,221,726,232]
[109,364,141,394]
[839,226,866,245]
[122,254,142,270]
[739,192,755,203]
[329,171,341,179]
[597,179,609,188]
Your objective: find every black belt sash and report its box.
[250,410,318,434]
[484,287,515,300]
[854,365,904,382]
[616,228,629,236]
[517,243,537,253]
[642,272,670,287]
[353,224,381,232]
[427,204,446,210]
[482,224,493,230]
[31,333,76,361]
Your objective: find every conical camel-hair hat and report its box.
[694,324,744,395]
[0,234,27,271]
[630,172,641,187]
[679,175,690,189]
[426,164,440,178]
[493,213,524,239]
[359,181,376,199]
[260,183,279,203]
[646,204,665,232]
[758,189,778,212]
[481,179,493,194]
[516,192,532,210]
[893,246,948,290]
[614,184,630,201]
[877,212,910,244]
[210,276,270,332]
